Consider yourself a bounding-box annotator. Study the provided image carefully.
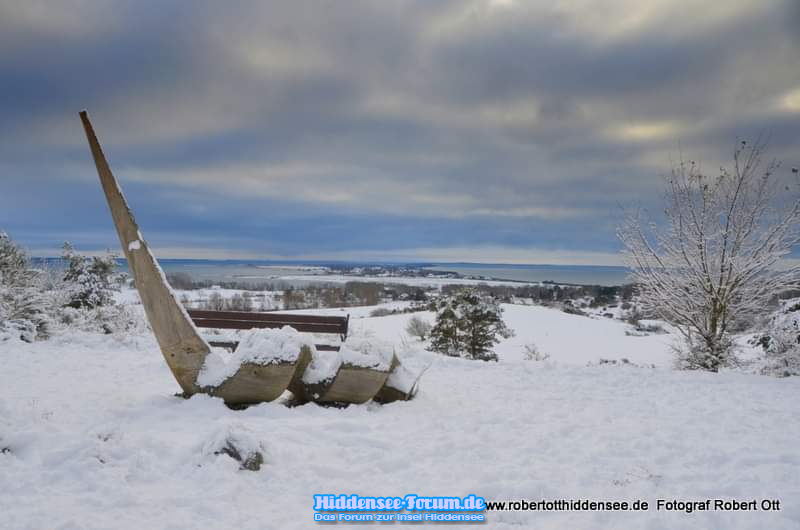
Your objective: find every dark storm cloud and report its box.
[0,0,798,262]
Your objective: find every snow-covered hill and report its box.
[1,300,798,530]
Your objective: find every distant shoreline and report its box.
[32,257,631,287]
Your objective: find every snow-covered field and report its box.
[1,296,798,530]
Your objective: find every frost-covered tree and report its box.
[62,242,118,309]
[429,289,512,361]
[0,232,50,341]
[619,141,800,371]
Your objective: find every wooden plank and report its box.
[208,340,340,352]
[206,347,312,406]
[191,318,345,334]
[311,344,342,352]
[188,309,347,326]
[187,310,349,335]
[318,364,391,404]
[208,340,238,351]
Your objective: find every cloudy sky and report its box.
[1,0,799,264]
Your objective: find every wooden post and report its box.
[79,110,210,394]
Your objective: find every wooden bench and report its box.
[187,309,349,352]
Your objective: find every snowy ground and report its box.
[1,297,798,529]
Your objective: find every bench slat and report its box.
[208,340,341,352]
[187,309,349,337]
[192,318,344,333]
[188,309,346,325]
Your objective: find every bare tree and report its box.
[405,315,432,340]
[206,291,225,311]
[618,141,800,371]
[225,292,253,312]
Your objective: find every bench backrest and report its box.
[187,310,349,352]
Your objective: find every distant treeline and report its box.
[164,270,800,314]
[167,272,428,310]
[165,271,639,311]
[439,283,635,307]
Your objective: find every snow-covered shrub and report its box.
[756,299,800,377]
[561,305,587,316]
[405,315,432,340]
[370,307,394,317]
[61,242,118,309]
[57,304,144,335]
[639,322,664,334]
[761,330,800,377]
[51,243,137,335]
[428,289,512,361]
[673,334,736,371]
[0,319,38,343]
[625,316,665,336]
[523,343,550,361]
[625,308,644,327]
[0,232,51,341]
